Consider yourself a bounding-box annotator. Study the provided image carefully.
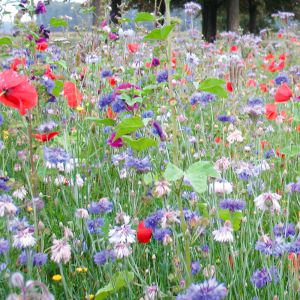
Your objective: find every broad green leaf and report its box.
[198,203,209,217]
[199,78,227,98]
[50,17,68,27]
[52,80,64,97]
[86,117,116,126]
[218,209,243,231]
[143,173,158,185]
[95,271,134,300]
[144,25,174,41]
[123,136,157,151]
[115,117,144,139]
[0,37,12,46]
[163,163,184,182]
[135,12,156,22]
[184,161,218,194]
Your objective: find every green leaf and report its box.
[115,117,144,139]
[86,117,116,126]
[143,173,157,185]
[144,25,174,41]
[218,209,243,231]
[123,137,157,151]
[198,203,209,217]
[163,163,184,182]
[52,80,64,97]
[184,161,219,194]
[49,17,68,27]
[199,78,227,98]
[135,12,156,22]
[95,271,134,300]
[0,36,12,46]
[53,60,68,70]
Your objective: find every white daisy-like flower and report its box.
[12,186,27,200]
[212,221,234,243]
[13,228,36,248]
[227,129,243,144]
[254,192,281,213]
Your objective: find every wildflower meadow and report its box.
[0,1,299,299]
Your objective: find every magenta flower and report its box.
[108,133,123,148]
[108,32,119,41]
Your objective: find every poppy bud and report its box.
[137,221,152,244]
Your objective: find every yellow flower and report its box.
[52,274,62,282]
[3,130,9,140]
[83,267,88,273]
[86,295,94,300]
[76,106,84,112]
[27,206,33,212]
[76,267,83,273]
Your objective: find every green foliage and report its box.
[86,118,116,126]
[144,25,175,41]
[218,209,244,231]
[122,137,157,151]
[199,78,227,98]
[114,117,144,139]
[0,36,12,46]
[95,271,134,300]
[52,80,64,97]
[49,17,68,27]
[135,12,156,22]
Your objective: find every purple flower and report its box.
[191,261,201,275]
[177,278,227,300]
[0,239,10,254]
[144,210,164,230]
[0,177,10,191]
[153,228,172,242]
[33,252,48,266]
[125,156,152,173]
[289,237,300,254]
[152,121,166,141]
[273,223,296,238]
[255,237,289,257]
[87,218,104,235]
[98,93,114,109]
[111,98,127,113]
[151,58,160,67]
[141,110,154,119]
[88,198,113,214]
[156,70,168,83]
[275,74,289,85]
[219,198,246,212]
[101,70,113,78]
[190,92,216,106]
[217,115,236,123]
[43,146,70,164]
[39,25,50,39]
[35,1,46,14]
[94,250,116,266]
[286,180,300,193]
[251,266,279,288]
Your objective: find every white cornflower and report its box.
[227,129,243,144]
[209,180,233,194]
[113,243,132,258]
[50,238,71,264]
[109,224,136,244]
[12,186,27,200]
[75,208,89,219]
[154,180,171,197]
[75,174,84,187]
[212,220,234,243]
[13,228,36,249]
[254,192,281,213]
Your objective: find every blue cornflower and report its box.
[87,218,104,235]
[156,70,168,83]
[101,70,113,78]
[0,177,10,191]
[190,92,216,106]
[153,228,172,242]
[152,121,166,141]
[176,278,227,300]
[183,209,199,221]
[219,198,246,212]
[264,149,275,159]
[251,266,279,288]
[94,250,116,266]
[289,237,300,254]
[125,156,152,173]
[0,114,3,126]
[191,261,201,275]
[88,198,113,214]
[275,74,289,85]
[286,180,300,193]
[43,78,55,94]
[255,237,289,257]
[33,252,48,266]
[98,93,114,109]
[248,97,264,106]
[144,210,164,230]
[0,239,10,254]
[141,110,154,119]
[111,98,126,113]
[273,223,296,238]
[43,146,70,164]
[217,115,236,123]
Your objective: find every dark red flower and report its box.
[107,132,123,148]
[63,81,83,108]
[0,70,37,115]
[32,131,59,142]
[137,221,152,244]
[10,58,26,71]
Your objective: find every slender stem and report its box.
[27,113,34,174]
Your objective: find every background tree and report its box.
[227,0,239,31]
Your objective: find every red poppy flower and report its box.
[215,137,222,144]
[275,83,292,103]
[265,104,278,120]
[44,65,64,80]
[145,62,152,68]
[128,43,139,53]
[230,45,238,52]
[63,81,83,108]
[0,70,37,115]
[107,106,116,119]
[247,79,256,87]
[259,83,268,93]
[137,221,152,244]
[108,77,117,87]
[36,42,48,51]
[279,53,286,60]
[11,58,26,71]
[277,33,283,39]
[32,131,59,142]
[260,140,270,150]
[297,125,300,132]
[276,147,285,159]
[265,53,274,61]
[226,81,233,92]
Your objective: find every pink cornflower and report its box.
[50,238,71,264]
